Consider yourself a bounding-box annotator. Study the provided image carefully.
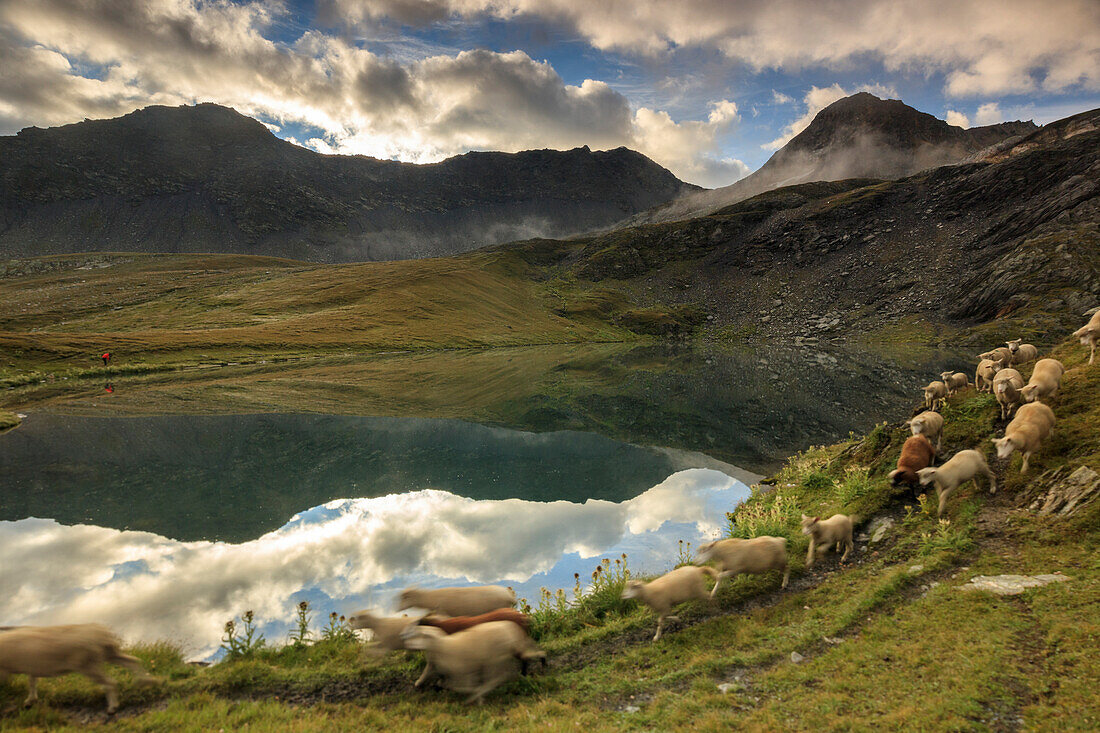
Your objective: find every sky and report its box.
[1,1,1098,188]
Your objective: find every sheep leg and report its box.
[465,668,512,705]
[839,538,852,563]
[23,676,38,708]
[84,667,119,714]
[1021,452,1031,473]
[781,565,790,589]
[653,615,665,642]
[414,660,438,689]
[1090,342,1096,365]
[936,484,952,517]
[805,538,817,568]
[709,571,730,600]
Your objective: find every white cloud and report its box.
[0,0,749,186]
[0,470,745,659]
[762,82,897,151]
[973,102,1003,126]
[771,90,794,105]
[325,0,1100,97]
[945,109,970,128]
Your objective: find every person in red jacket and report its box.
[101,352,111,366]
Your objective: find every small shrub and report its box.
[524,554,633,639]
[918,519,975,557]
[727,489,800,539]
[675,539,694,567]
[802,471,834,493]
[834,466,875,507]
[220,610,266,659]
[321,612,359,645]
[288,601,312,648]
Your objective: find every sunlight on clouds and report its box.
[945,110,970,129]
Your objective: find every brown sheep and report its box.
[419,609,531,635]
[889,435,936,490]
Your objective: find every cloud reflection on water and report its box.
[0,468,747,659]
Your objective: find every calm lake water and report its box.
[0,342,969,658]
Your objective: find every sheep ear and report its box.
[814,516,820,522]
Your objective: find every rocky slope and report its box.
[0,104,693,262]
[508,106,1100,344]
[626,93,1037,224]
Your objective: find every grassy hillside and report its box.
[3,334,1097,730]
[0,251,645,381]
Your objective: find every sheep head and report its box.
[799,514,820,535]
[916,467,937,486]
[992,436,1018,459]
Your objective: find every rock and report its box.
[716,683,734,694]
[790,651,805,664]
[1028,465,1100,516]
[869,517,895,544]
[822,636,842,645]
[907,564,924,574]
[958,573,1070,596]
[623,705,640,713]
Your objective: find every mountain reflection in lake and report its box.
[0,413,756,542]
[0,469,747,660]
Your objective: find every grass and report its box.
[3,335,1100,729]
[0,410,19,431]
[0,251,641,379]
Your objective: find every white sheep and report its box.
[992,402,1056,473]
[992,368,1026,420]
[400,620,545,704]
[696,536,789,598]
[1005,339,1039,365]
[1019,358,1066,404]
[923,380,948,411]
[346,610,419,655]
[917,449,997,517]
[975,358,1005,393]
[979,347,1013,366]
[906,411,944,452]
[621,565,717,641]
[939,371,970,396]
[396,585,515,617]
[0,624,157,714]
[1073,310,1100,364]
[800,514,855,567]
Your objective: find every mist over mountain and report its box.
[0,104,694,263]
[625,93,1038,224]
[507,105,1099,342]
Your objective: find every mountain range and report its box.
[0,104,693,263]
[0,94,1036,263]
[623,92,1037,224]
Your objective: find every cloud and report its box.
[324,0,1100,97]
[0,470,745,659]
[973,102,1003,126]
[945,109,970,129]
[0,0,748,186]
[771,90,794,105]
[762,82,897,151]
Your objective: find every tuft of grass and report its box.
[0,409,20,430]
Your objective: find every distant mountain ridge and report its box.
[626,93,1038,224]
[0,104,694,262]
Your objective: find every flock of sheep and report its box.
[3,312,1098,712]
